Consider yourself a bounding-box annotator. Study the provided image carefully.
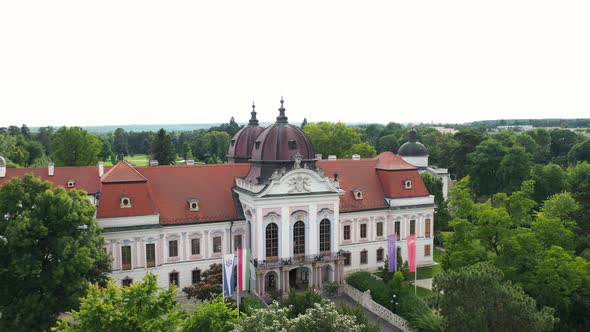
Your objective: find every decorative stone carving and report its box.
[288,175,311,193]
[315,167,326,178]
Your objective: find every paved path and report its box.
[330,294,403,332]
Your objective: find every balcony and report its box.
[255,252,342,270]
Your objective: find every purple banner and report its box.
[388,234,396,272]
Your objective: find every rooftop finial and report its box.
[409,127,418,142]
[276,96,288,124]
[249,101,259,126]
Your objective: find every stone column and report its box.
[333,202,340,252]
[309,204,318,255]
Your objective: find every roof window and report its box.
[255,141,261,149]
[188,199,199,212]
[120,196,132,208]
[404,179,412,190]
[352,189,363,200]
[288,139,297,150]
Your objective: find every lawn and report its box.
[104,154,189,167]
[415,286,434,298]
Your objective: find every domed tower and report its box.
[227,103,265,163]
[397,128,429,168]
[244,98,315,184]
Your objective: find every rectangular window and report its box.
[169,272,179,286]
[376,222,383,237]
[360,224,367,239]
[169,240,178,257]
[234,234,242,251]
[343,252,351,266]
[425,219,431,238]
[192,269,201,284]
[377,248,384,262]
[344,225,351,240]
[425,244,431,257]
[410,220,416,235]
[191,238,200,255]
[146,243,155,268]
[213,236,222,253]
[395,221,400,240]
[121,245,131,270]
[360,250,368,264]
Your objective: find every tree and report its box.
[377,134,399,154]
[184,295,240,332]
[442,218,488,271]
[183,263,222,300]
[346,142,376,158]
[568,138,590,164]
[303,122,362,158]
[421,172,451,232]
[112,128,129,158]
[550,129,582,160]
[531,215,576,251]
[450,129,485,179]
[279,289,323,318]
[301,117,308,129]
[0,175,110,331]
[36,126,54,155]
[498,146,532,193]
[467,139,507,196]
[433,262,556,332]
[53,274,185,332]
[528,163,568,203]
[98,137,115,163]
[150,128,176,165]
[541,192,580,222]
[50,126,102,166]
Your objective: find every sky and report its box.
[1,1,589,127]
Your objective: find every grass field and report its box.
[416,286,435,298]
[104,154,187,167]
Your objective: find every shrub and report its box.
[279,289,323,318]
[346,272,393,310]
[323,281,339,297]
[183,264,223,300]
[239,296,265,316]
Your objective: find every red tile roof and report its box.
[317,159,388,212]
[97,182,158,218]
[0,166,108,193]
[377,169,430,198]
[138,164,250,224]
[375,151,417,170]
[101,161,147,183]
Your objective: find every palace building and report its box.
[0,99,435,296]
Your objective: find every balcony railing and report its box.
[255,251,342,269]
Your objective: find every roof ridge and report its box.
[101,161,148,183]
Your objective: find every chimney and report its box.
[0,156,6,178]
[48,162,55,177]
[315,154,322,160]
[328,155,337,160]
[98,161,104,177]
[352,154,361,160]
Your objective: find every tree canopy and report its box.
[50,126,102,166]
[0,174,110,331]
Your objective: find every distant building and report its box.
[495,125,534,132]
[398,128,451,199]
[430,126,458,135]
[0,100,435,298]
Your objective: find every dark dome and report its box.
[397,128,428,157]
[227,104,265,163]
[250,98,315,162]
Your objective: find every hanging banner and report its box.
[223,254,235,296]
[238,248,251,292]
[407,234,417,273]
[388,234,396,272]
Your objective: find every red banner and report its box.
[407,235,416,272]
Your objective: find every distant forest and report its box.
[467,118,590,128]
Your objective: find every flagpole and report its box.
[414,266,417,295]
[237,249,240,320]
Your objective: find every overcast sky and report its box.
[1,1,589,127]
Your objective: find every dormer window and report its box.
[352,189,363,200]
[67,180,75,188]
[404,179,412,190]
[120,196,131,208]
[288,139,297,149]
[255,141,261,149]
[188,199,199,212]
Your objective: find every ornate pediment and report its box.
[256,168,343,198]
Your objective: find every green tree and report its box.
[421,172,451,232]
[433,262,556,332]
[0,132,17,161]
[450,129,485,179]
[541,192,580,222]
[183,263,222,300]
[53,274,185,332]
[442,218,488,270]
[150,128,176,165]
[467,139,506,196]
[346,142,376,158]
[304,122,362,158]
[531,215,576,251]
[448,176,474,220]
[527,128,552,163]
[528,163,568,203]
[50,126,102,166]
[98,137,115,162]
[185,295,239,332]
[113,128,129,158]
[0,175,110,331]
[279,289,323,318]
[498,146,532,193]
[550,129,582,160]
[36,126,55,155]
[514,132,538,156]
[568,138,590,164]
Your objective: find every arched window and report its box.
[293,221,305,255]
[266,223,278,259]
[319,219,331,253]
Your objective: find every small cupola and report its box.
[188,199,199,212]
[226,102,265,163]
[120,195,132,208]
